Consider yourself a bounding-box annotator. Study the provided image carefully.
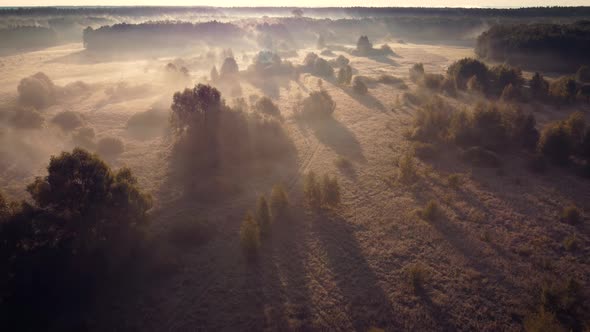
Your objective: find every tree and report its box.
[210,66,219,82]
[321,175,341,207]
[337,65,353,85]
[302,90,336,118]
[170,84,224,132]
[253,96,280,117]
[356,35,373,55]
[409,63,425,82]
[17,72,56,109]
[530,72,549,100]
[240,212,260,257]
[447,58,489,90]
[269,184,288,219]
[255,196,271,237]
[220,57,239,79]
[304,171,322,208]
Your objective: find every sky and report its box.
[1,0,590,7]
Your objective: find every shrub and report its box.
[380,44,395,55]
[321,174,341,207]
[255,195,271,237]
[563,234,578,251]
[337,65,353,85]
[17,72,56,108]
[490,64,524,93]
[210,66,219,81]
[51,111,84,131]
[420,200,439,221]
[538,123,572,165]
[471,103,508,150]
[461,147,502,168]
[269,184,289,219]
[447,58,489,90]
[330,55,350,68]
[561,205,581,225]
[398,153,418,183]
[447,173,461,189]
[313,57,334,78]
[409,63,425,82]
[253,96,281,117]
[500,83,521,101]
[530,72,550,100]
[352,76,368,94]
[441,78,457,97]
[240,212,260,257]
[576,65,590,83]
[356,35,373,55]
[96,136,124,157]
[301,90,336,118]
[412,97,454,142]
[304,171,322,208]
[11,106,44,129]
[405,263,428,292]
[549,76,577,103]
[421,73,445,90]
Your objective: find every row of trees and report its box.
[475,21,590,72]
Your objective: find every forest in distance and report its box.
[1,5,590,332]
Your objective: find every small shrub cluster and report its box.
[398,152,419,183]
[253,96,281,117]
[17,72,56,109]
[329,55,350,68]
[303,171,341,209]
[352,76,368,94]
[240,184,289,258]
[301,52,334,78]
[300,90,336,118]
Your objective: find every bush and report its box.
[301,90,336,118]
[11,106,44,129]
[530,72,550,100]
[17,72,56,109]
[269,184,289,219]
[330,55,350,68]
[96,136,125,157]
[356,35,373,55]
[240,212,260,257]
[561,205,581,225]
[253,96,281,117]
[321,174,341,207]
[255,195,271,237]
[51,111,84,131]
[398,153,418,183]
[420,200,439,221]
[447,173,461,189]
[313,57,334,78]
[421,73,445,90]
[409,63,424,82]
[466,75,485,94]
[490,64,524,93]
[461,147,502,168]
[447,58,489,90]
[304,171,322,208]
[72,126,96,150]
[352,76,368,94]
[412,97,454,142]
[538,123,572,165]
[471,103,508,150]
[524,309,564,332]
[405,263,428,292]
[549,76,577,103]
[500,83,521,101]
[337,65,353,85]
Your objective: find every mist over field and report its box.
[1,5,590,332]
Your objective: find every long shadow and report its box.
[341,86,388,113]
[368,56,401,67]
[303,116,366,162]
[245,74,293,99]
[312,212,397,330]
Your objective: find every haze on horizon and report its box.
[1,0,589,8]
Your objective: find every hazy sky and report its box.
[1,0,590,7]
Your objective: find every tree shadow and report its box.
[300,116,365,162]
[245,74,293,99]
[341,86,388,113]
[312,212,397,330]
[368,55,401,67]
